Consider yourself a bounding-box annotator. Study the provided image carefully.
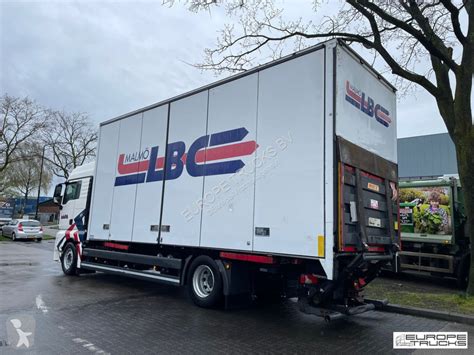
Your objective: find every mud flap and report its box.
[216,260,253,309]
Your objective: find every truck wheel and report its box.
[61,243,78,276]
[188,255,223,308]
[456,254,470,289]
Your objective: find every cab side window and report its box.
[63,181,82,204]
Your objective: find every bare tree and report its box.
[170,0,474,293]
[44,111,98,179]
[0,94,49,174]
[4,143,52,214]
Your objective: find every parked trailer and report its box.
[53,39,399,320]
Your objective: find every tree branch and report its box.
[439,0,467,43]
[348,0,441,97]
[356,0,459,72]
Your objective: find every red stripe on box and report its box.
[219,252,275,264]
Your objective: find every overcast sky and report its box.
[1,0,451,139]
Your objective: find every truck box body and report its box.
[86,40,397,280]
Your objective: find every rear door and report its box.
[337,138,399,252]
[335,46,399,253]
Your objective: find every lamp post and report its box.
[34,145,46,220]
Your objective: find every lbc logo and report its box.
[115,127,258,186]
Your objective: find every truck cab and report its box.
[52,162,94,264]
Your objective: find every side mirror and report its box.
[53,183,64,205]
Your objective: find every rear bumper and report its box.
[16,231,43,239]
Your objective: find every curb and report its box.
[366,298,474,326]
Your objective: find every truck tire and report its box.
[456,254,470,289]
[61,243,78,276]
[188,255,223,308]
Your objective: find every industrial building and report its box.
[398,132,457,179]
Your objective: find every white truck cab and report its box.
[52,162,95,264]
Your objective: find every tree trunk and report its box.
[454,130,474,295]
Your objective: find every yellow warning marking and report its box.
[318,235,325,258]
[394,221,398,230]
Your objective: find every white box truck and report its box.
[53,39,399,320]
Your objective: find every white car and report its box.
[1,219,43,241]
[0,218,12,227]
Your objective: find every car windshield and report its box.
[21,221,40,227]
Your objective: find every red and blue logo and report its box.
[345,80,392,127]
[115,127,258,186]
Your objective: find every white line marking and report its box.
[72,337,110,354]
[35,294,48,314]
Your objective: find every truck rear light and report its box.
[18,223,23,231]
[353,278,367,290]
[367,246,385,252]
[299,274,319,285]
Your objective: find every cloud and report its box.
[397,89,448,138]
[1,0,450,139]
[1,0,224,124]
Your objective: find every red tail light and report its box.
[299,273,319,285]
[18,223,23,231]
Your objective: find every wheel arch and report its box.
[180,251,223,287]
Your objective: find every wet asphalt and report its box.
[1,240,473,354]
